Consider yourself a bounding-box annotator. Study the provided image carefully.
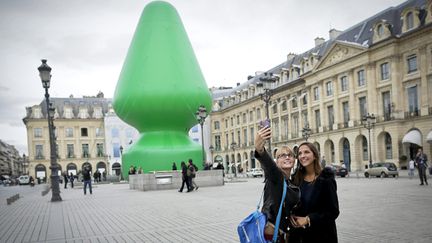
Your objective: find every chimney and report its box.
[314,37,325,46]
[329,29,342,40]
[287,53,296,60]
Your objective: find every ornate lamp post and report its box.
[230,142,237,177]
[258,72,278,152]
[38,59,61,202]
[196,105,208,167]
[362,113,376,168]
[302,123,311,141]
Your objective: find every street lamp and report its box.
[302,123,311,141]
[258,72,278,152]
[362,113,376,168]
[230,142,237,177]
[22,153,28,175]
[38,59,61,202]
[196,105,208,167]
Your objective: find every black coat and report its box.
[254,150,300,234]
[290,167,339,243]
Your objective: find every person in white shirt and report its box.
[408,159,415,179]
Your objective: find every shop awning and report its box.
[427,131,432,144]
[402,130,422,146]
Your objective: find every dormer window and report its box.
[401,8,420,33]
[406,12,414,30]
[372,21,391,43]
[377,24,384,36]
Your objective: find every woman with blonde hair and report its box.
[255,126,300,242]
[289,142,339,243]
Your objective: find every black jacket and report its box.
[290,167,339,243]
[254,150,300,234]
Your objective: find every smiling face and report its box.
[298,144,317,169]
[275,146,295,172]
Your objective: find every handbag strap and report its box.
[272,180,287,242]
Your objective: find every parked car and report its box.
[329,164,348,177]
[365,162,399,178]
[18,175,30,185]
[246,168,264,178]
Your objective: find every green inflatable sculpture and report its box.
[113,1,211,178]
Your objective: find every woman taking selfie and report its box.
[289,142,339,243]
[254,126,299,242]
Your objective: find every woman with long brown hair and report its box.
[289,142,339,243]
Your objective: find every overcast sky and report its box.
[0,0,407,154]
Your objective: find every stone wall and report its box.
[129,170,224,191]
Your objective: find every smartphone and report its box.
[259,119,271,129]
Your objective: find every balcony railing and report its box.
[404,110,419,118]
[35,155,44,160]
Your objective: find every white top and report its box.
[409,160,415,169]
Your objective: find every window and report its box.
[313,87,319,100]
[382,91,391,121]
[408,86,418,115]
[237,131,241,145]
[327,106,334,129]
[243,113,247,123]
[82,144,89,158]
[377,24,384,36]
[214,121,220,130]
[225,119,228,128]
[215,135,221,151]
[281,101,287,111]
[95,127,103,137]
[362,137,368,161]
[342,102,349,126]
[65,128,73,138]
[256,108,261,120]
[385,134,392,159]
[407,55,417,73]
[272,104,278,114]
[126,128,134,138]
[357,70,365,86]
[359,97,367,119]
[292,115,299,138]
[97,143,104,157]
[273,119,279,140]
[340,76,348,91]
[236,115,240,125]
[230,117,233,127]
[380,62,389,80]
[67,144,74,158]
[302,111,308,127]
[326,81,333,96]
[34,128,42,138]
[302,94,307,105]
[225,134,229,149]
[249,111,254,121]
[113,143,120,158]
[81,128,88,137]
[191,125,198,133]
[406,12,414,30]
[250,127,255,145]
[292,97,298,108]
[282,117,288,140]
[111,128,119,137]
[243,129,247,146]
[315,110,321,128]
[35,145,43,159]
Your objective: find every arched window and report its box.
[385,133,392,159]
[406,12,414,30]
[377,24,384,36]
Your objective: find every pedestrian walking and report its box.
[321,156,326,169]
[83,167,93,195]
[63,171,68,189]
[137,166,143,174]
[69,172,75,188]
[290,142,340,243]
[409,159,415,179]
[415,148,428,185]
[254,127,300,242]
[188,159,199,190]
[172,162,177,171]
[178,161,192,192]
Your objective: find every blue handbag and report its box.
[238,181,287,243]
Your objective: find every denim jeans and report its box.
[83,180,92,194]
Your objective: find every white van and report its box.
[19,175,30,185]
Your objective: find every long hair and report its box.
[292,142,322,185]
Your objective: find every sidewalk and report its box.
[1,176,431,243]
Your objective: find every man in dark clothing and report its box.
[415,148,428,185]
[178,161,192,192]
[63,172,68,189]
[83,167,93,195]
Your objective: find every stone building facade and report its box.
[209,0,432,173]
